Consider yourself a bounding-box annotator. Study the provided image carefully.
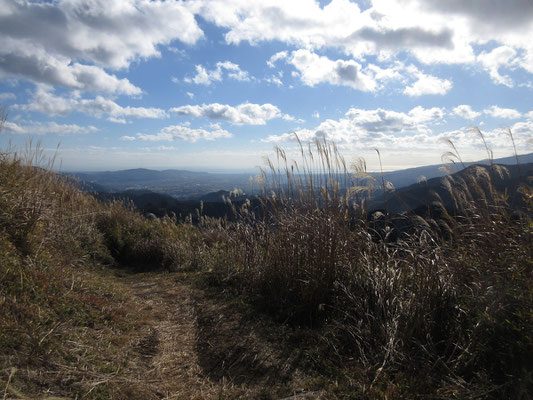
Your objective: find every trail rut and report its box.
[114,273,323,399]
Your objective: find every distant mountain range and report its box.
[87,159,532,226]
[67,168,255,200]
[68,152,533,201]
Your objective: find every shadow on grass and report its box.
[192,286,324,390]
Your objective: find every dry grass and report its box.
[0,119,208,397]
[1,110,531,399]
[203,132,533,399]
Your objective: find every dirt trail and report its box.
[115,273,323,399]
[117,274,221,399]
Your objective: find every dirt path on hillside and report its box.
[114,273,324,400]
[116,274,215,399]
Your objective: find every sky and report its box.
[0,0,532,172]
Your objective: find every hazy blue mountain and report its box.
[69,152,532,201]
[378,152,533,190]
[67,169,255,199]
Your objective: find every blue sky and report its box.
[0,0,532,172]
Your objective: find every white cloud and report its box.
[312,111,320,119]
[453,105,481,120]
[185,65,213,85]
[167,47,187,57]
[187,1,468,64]
[18,86,167,120]
[484,106,522,119]
[120,135,136,141]
[136,123,232,142]
[403,66,452,96]
[365,63,405,87]
[265,75,283,86]
[408,106,445,122]
[263,105,532,159]
[264,106,443,145]
[170,103,289,125]
[0,0,203,94]
[282,114,305,123]
[188,0,366,49]
[185,61,250,85]
[3,120,98,135]
[437,124,532,154]
[0,92,16,101]
[267,51,289,68]
[289,49,376,91]
[108,117,127,124]
[477,46,518,87]
[189,0,533,85]
[0,48,141,95]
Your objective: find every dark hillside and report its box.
[370,162,533,214]
[95,189,252,221]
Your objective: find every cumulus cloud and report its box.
[17,86,167,120]
[263,105,532,157]
[484,106,522,119]
[437,124,532,153]
[186,1,463,61]
[453,105,481,120]
[477,46,518,87]
[3,120,98,135]
[0,49,141,95]
[289,49,376,91]
[188,0,533,84]
[267,51,289,68]
[0,0,203,93]
[408,106,445,122]
[170,103,291,125]
[403,66,452,96]
[187,0,365,48]
[264,106,443,145]
[184,61,250,85]
[136,123,232,142]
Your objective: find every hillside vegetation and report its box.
[1,118,532,398]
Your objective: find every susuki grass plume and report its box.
[206,129,532,398]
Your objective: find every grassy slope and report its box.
[1,133,532,399]
[0,145,210,398]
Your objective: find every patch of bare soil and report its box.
[115,273,326,399]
